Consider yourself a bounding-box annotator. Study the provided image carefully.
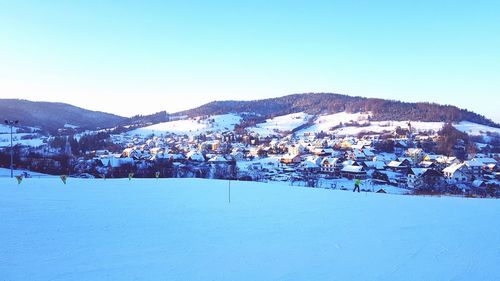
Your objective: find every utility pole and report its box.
[4,120,19,178]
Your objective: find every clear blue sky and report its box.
[0,0,499,122]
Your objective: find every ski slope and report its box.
[1,178,499,281]
[129,114,242,136]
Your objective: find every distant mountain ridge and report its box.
[0,99,127,133]
[176,93,499,128]
[1,93,498,133]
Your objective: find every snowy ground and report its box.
[128,111,498,139]
[1,178,499,281]
[0,125,44,147]
[248,112,312,137]
[296,112,500,137]
[129,114,242,136]
[0,133,45,147]
[454,121,500,135]
[0,167,54,178]
[297,112,371,134]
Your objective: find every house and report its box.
[363,161,386,170]
[99,154,134,169]
[423,154,444,163]
[443,163,470,183]
[464,160,484,179]
[437,156,461,166]
[304,155,323,166]
[155,152,186,162]
[230,151,245,161]
[187,151,205,162]
[288,144,305,155]
[341,165,367,179]
[208,155,228,164]
[472,157,497,166]
[299,160,320,172]
[394,141,408,155]
[122,148,141,159]
[150,147,164,155]
[407,168,444,189]
[280,154,301,164]
[362,149,375,161]
[95,150,110,156]
[406,148,425,162]
[472,180,487,188]
[349,149,367,162]
[320,157,340,173]
[484,163,497,173]
[200,140,220,151]
[373,153,397,163]
[418,161,437,169]
[313,148,334,156]
[387,159,411,172]
[372,170,390,184]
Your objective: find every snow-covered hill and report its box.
[129,114,242,136]
[248,112,312,137]
[0,125,45,147]
[1,178,499,281]
[243,111,499,137]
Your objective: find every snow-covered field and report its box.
[249,111,500,137]
[1,178,499,281]
[0,167,54,178]
[325,120,500,137]
[129,114,242,136]
[454,121,500,135]
[0,133,45,147]
[297,112,371,134]
[248,112,312,136]
[127,111,499,139]
[0,125,44,147]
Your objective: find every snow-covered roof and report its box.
[387,161,405,168]
[465,160,484,167]
[321,157,339,165]
[187,151,205,162]
[443,163,466,174]
[301,161,319,169]
[407,148,423,154]
[373,153,397,162]
[100,156,134,168]
[281,154,300,160]
[472,157,497,164]
[419,161,435,168]
[362,149,375,157]
[424,154,443,161]
[437,156,458,164]
[364,161,385,170]
[409,168,428,177]
[341,165,364,173]
[208,155,227,162]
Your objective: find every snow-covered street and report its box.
[1,178,499,281]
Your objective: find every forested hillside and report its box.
[0,99,127,133]
[176,93,499,127]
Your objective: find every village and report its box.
[2,114,498,198]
